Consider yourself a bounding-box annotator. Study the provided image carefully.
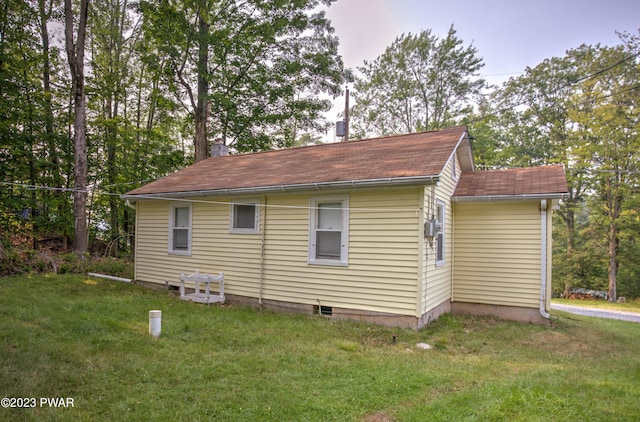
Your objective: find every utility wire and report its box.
[4,52,640,209]
[469,50,640,124]
[0,181,422,213]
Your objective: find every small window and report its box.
[436,200,445,266]
[230,201,259,234]
[169,203,192,255]
[309,196,349,265]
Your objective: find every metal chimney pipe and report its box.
[344,87,349,142]
[210,138,228,157]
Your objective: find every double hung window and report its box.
[169,203,192,255]
[309,196,349,265]
[436,200,445,266]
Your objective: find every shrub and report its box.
[0,246,133,279]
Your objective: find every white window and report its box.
[436,200,445,266]
[169,203,192,255]
[230,200,260,234]
[309,196,349,266]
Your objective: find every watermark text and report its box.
[1,397,75,408]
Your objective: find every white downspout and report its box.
[539,200,550,319]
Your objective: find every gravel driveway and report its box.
[551,303,640,323]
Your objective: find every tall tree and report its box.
[65,0,90,256]
[38,0,73,250]
[141,0,343,161]
[350,25,485,138]
[89,0,139,244]
[569,39,640,301]
[0,0,68,250]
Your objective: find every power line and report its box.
[469,50,640,124]
[576,83,640,105]
[0,181,422,213]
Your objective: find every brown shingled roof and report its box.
[125,126,468,196]
[453,166,568,199]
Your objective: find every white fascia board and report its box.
[451,193,569,203]
[122,175,440,200]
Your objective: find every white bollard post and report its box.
[149,310,162,338]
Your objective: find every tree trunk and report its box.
[194,1,209,162]
[605,173,622,303]
[65,0,90,256]
[106,94,119,247]
[39,0,68,250]
[607,221,618,302]
[563,198,576,297]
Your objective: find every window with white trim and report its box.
[169,203,192,255]
[230,200,259,234]
[309,196,349,265]
[436,200,445,266]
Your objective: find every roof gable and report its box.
[453,166,569,200]
[126,126,468,197]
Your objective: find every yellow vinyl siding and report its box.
[134,188,422,316]
[420,153,458,315]
[135,198,263,297]
[261,189,420,315]
[452,201,542,308]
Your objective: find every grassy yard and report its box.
[1,275,639,421]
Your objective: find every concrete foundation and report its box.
[225,295,452,330]
[135,280,548,328]
[451,302,550,325]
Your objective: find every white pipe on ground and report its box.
[149,310,162,338]
[87,273,132,283]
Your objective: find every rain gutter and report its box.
[121,175,440,200]
[451,193,569,203]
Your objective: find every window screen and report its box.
[234,204,256,229]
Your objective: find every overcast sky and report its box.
[322,0,639,132]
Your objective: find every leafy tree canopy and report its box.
[349,25,486,138]
[140,0,344,155]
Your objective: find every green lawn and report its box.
[1,274,639,421]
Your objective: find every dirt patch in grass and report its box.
[362,412,395,422]
[523,330,596,357]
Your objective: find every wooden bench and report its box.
[179,270,225,304]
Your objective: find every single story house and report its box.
[123,126,569,329]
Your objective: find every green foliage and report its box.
[350,25,486,138]
[0,0,74,248]
[463,99,501,169]
[0,243,134,278]
[57,255,134,279]
[1,0,344,254]
[140,0,343,153]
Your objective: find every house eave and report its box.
[451,193,569,203]
[122,175,440,200]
